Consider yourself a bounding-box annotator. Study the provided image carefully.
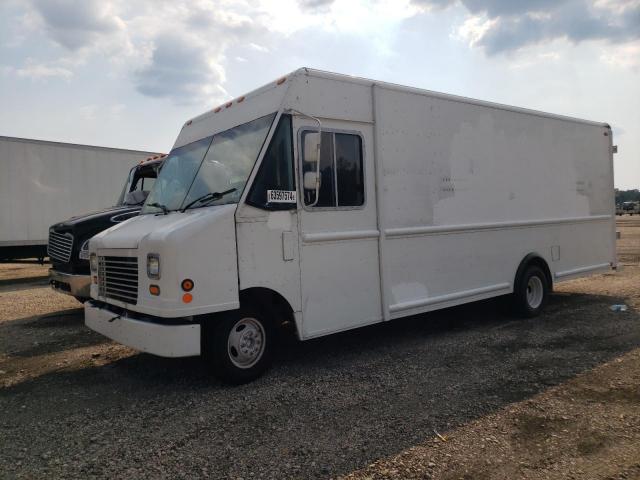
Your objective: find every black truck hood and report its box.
[52,205,141,228]
[49,204,143,272]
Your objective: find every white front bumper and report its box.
[85,302,201,357]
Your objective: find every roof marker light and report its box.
[225,101,233,108]
[214,106,222,113]
[237,96,245,103]
[276,77,286,85]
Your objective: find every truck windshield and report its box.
[142,113,276,214]
[115,167,137,206]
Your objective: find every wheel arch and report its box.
[514,253,553,290]
[239,287,299,338]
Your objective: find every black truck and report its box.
[48,155,165,301]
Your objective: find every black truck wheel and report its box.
[203,306,273,384]
[511,265,549,318]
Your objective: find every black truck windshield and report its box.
[142,113,276,214]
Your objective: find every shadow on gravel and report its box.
[1,308,106,358]
[20,308,85,328]
[1,291,639,479]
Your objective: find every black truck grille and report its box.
[98,256,138,305]
[48,231,74,263]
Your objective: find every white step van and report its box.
[85,68,616,383]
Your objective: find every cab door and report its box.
[294,118,382,338]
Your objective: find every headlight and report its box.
[79,240,90,260]
[90,253,98,272]
[147,254,160,279]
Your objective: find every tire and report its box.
[511,265,549,318]
[203,306,273,384]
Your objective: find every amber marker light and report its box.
[149,285,160,296]
[182,293,193,303]
[181,279,194,292]
[276,76,286,85]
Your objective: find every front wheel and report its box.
[203,307,273,384]
[511,265,549,318]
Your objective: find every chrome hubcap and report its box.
[227,317,265,369]
[526,276,544,309]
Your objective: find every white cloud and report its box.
[2,59,74,80]
[249,42,269,53]
[416,0,640,55]
[28,0,128,51]
[600,40,640,70]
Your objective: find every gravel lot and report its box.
[1,219,639,479]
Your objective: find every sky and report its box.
[0,0,638,188]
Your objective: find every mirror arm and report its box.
[286,108,322,206]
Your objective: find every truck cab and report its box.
[49,156,165,301]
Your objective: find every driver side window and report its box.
[302,130,364,208]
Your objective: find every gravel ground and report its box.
[0,261,49,284]
[0,220,639,479]
[343,348,640,480]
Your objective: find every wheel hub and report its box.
[526,275,544,309]
[227,317,265,369]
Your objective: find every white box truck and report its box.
[85,68,616,383]
[0,136,158,260]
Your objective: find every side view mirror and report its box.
[304,132,321,164]
[304,171,321,190]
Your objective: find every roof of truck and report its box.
[308,68,609,128]
[192,67,609,130]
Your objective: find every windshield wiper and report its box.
[148,202,169,215]
[181,188,237,212]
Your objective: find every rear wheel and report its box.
[203,306,273,384]
[511,265,549,318]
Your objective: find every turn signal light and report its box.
[181,279,194,292]
[149,285,160,296]
[182,293,193,303]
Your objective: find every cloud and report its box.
[414,0,640,54]
[28,0,125,50]
[297,0,335,10]
[1,59,73,80]
[249,42,270,52]
[134,33,227,105]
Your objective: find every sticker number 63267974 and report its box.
[267,190,297,203]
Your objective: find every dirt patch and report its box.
[342,349,640,480]
[0,261,49,284]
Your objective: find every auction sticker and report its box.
[267,190,297,203]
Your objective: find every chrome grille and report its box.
[48,231,74,263]
[98,256,138,305]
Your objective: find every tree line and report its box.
[615,189,640,205]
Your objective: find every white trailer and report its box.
[85,68,616,383]
[0,136,157,260]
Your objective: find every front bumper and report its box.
[49,269,90,298]
[84,301,201,357]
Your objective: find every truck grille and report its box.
[98,256,138,305]
[48,231,74,263]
